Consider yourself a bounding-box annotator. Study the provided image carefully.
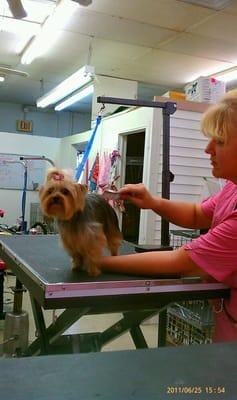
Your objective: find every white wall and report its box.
[154,108,211,244]
[92,76,138,122]
[60,107,160,244]
[0,132,61,226]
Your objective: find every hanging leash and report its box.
[75,104,105,182]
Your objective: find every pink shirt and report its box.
[184,181,237,342]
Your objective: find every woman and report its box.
[100,88,237,342]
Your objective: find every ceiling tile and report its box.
[188,12,237,42]
[69,10,177,48]
[89,0,213,30]
[161,32,237,63]
[115,48,233,86]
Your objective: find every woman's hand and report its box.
[119,183,155,209]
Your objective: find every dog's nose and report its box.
[53,195,60,203]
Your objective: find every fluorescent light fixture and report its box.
[55,84,94,111]
[0,66,28,77]
[213,67,237,83]
[21,0,78,65]
[37,65,95,108]
[0,76,5,82]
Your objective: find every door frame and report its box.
[118,129,147,243]
[117,110,162,244]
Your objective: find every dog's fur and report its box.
[39,168,122,276]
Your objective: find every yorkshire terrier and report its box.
[39,168,122,277]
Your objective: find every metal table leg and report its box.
[158,309,167,347]
[99,310,157,349]
[26,299,90,356]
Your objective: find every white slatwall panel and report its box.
[153,108,212,245]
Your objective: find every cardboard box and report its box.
[185,77,226,103]
[162,91,186,100]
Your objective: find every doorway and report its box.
[121,131,145,243]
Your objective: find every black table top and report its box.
[0,234,225,283]
[0,342,236,400]
[0,235,229,310]
[0,234,138,283]
[0,234,229,302]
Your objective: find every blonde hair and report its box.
[201,88,237,143]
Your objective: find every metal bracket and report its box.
[97,96,177,114]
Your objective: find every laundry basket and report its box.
[167,230,214,345]
[167,301,214,345]
[170,229,200,249]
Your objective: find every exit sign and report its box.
[17,119,33,132]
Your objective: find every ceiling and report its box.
[1,0,237,113]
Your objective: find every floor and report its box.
[0,272,161,356]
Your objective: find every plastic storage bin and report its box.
[167,230,214,345]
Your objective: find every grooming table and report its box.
[0,235,229,355]
[0,342,236,399]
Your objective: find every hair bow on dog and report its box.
[52,173,64,181]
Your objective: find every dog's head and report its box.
[39,168,87,220]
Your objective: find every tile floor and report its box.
[0,272,160,355]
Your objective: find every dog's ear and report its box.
[77,183,88,193]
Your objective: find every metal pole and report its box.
[22,162,28,233]
[4,156,55,233]
[161,103,176,247]
[3,160,27,232]
[19,156,55,167]
[97,96,175,110]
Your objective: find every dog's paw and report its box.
[71,262,80,271]
[88,265,101,277]
[71,257,82,271]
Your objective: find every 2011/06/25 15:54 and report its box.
[166,386,226,394]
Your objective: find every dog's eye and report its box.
[62,188,69,195]
[47,188,53,195]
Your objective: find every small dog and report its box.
[39,168,122,277]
